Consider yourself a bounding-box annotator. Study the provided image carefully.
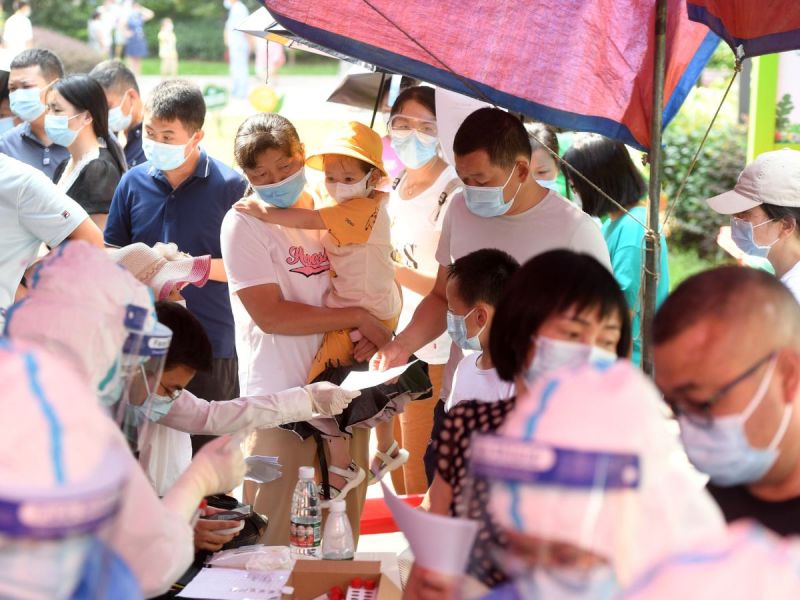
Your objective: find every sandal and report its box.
[322,462,365,506]
[368,441,410,485]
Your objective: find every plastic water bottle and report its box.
[321,500,354,560]
[290,466,321,557]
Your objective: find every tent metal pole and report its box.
[642,0,668,376]
[370,71,388,128]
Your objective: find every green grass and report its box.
[140,58,338,77]
[668,247,724,291]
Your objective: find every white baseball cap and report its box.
[707,148,800,215]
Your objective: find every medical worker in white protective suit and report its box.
[3,241,246,597]
[468,360,729,599]
[0,339,139,599]
[110,242,359,495]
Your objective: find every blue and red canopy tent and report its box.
[260,0,800,371]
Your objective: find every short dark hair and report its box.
[14,1,29,11]
[154,301,213,372]
[144,79,205,133]
[762,203,800,239]
[10,49,64,82]
[490,250,632,381]
[390,85,435,118]
[654,266,798,346]
[89,59,140,95]
[234,113,303,170]
[453,108,532,168]
[447,248,519,308]
[563,134,646,217]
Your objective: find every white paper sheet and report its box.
[380,481,479,576]
[339,360,418,392]
[177,568,290,600]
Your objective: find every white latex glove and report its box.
[303,382,360,416]
[162,434,246,521]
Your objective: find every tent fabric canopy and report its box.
[687,1,800,58]
[263,0,718,151]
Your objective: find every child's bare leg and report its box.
[370,417,409,479]
[375,418,397,454]
[325,435,352,491]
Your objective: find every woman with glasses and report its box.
[411,250,633,595]
[386,85,463,495]
[45,74,127,230]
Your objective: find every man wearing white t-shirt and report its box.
[373,107,610,479]
[0,153,103,327]
[443,249,519,412]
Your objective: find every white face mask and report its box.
[525,336,617,383]
[325,169,374,203]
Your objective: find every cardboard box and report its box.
[284,559,402,600]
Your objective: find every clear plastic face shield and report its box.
[108,313,172,452]
[465,434,642,599]
[0,448,132,600]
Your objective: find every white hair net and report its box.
[0,340,131,599]
[4,241,156,391]
[482,361,727,586]
[0,339,125,488]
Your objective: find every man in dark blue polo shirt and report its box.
[0,49,69,178]
[105,80,247,449]
[89,60,146,168]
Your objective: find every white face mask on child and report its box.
[326,169,374,203]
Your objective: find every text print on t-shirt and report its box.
[286,245,331,278]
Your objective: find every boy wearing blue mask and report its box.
[444,248,519,412]
[105,80,248,438]
[0,48,70,177]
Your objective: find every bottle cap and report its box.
[298,466,315,479]
[329,499,346,513]
[364,580,376,590]
[351,577,363,589]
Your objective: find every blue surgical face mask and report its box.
[525,337,617,384]
[0,116,16,135]
[252,166,307,208]
[536,178,559,192]
[133,392,177,423]
[730,216,778,258]
[143,137,191,171]
[679,357,792,486]
[108,99,132,133]
[44,113,85,147]
[390,130,438,169]
[9,87,45,122]
[464,166,521,218]
[446,307,484,351]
